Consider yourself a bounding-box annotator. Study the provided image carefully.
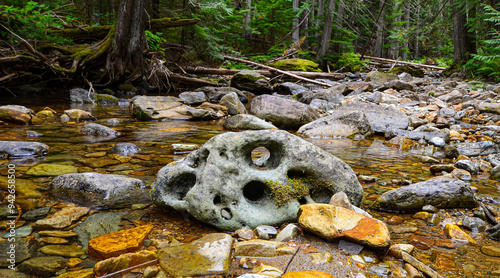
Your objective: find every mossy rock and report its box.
[118,84,138,92]
[389,66,424,78]
[102,88,115,95]
[95,94,119,103]
[268,59,322,72]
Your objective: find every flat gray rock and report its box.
[0,141,50,159]
[223,114,277,131]
[298,110,373,138]
[50,173,150,209]
[373,177,477,212]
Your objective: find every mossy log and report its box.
[51,17,200,39]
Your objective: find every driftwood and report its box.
[223,56,335,87]
[363,55,446,71]
[401,252,444,278]
[51,18,200,39]
[181,68,344,80]
[169,72,225,87]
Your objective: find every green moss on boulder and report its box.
[389,66,424,78]
[268,59,322,72]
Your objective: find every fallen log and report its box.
[223,56,335,87]
[363,55,446,71]
[51,18,200,39]
[181,68,344,80]
[169,72,225,87]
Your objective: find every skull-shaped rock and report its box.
[151,130,362,231]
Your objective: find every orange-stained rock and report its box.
[0,108,31,124]
[88,225,153,259]
[444,224,476,244]
[94,250,157,277]
[282,270,336,278]
[297,204,390,248]
[56,268,93,278]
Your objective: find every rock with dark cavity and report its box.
[250,95,319,130]
[373,177,477,212]
[0,141,49,159]
[151,129,362,231]
[50,172,150,209]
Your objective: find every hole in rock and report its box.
[168,173,196,200]
[251,146,270,167]
[243,181,267,202]
[298,197,308,205]
[213,195,222,205]
[221,208,232,220]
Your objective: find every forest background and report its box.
[1,0,500,90]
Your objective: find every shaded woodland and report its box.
[1,0,500,93]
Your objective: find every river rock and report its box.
[444,224,476,244]
[219,92,247,115]
[437,90,464,104]
[275,82,311,95]
[490,165,500,180]
[179,91,208,105]
[309,99,338,112]
[158,233,233,276]
[1,225,33,238]
[33,206,90,230]
[282,271,336,278]
[88,225,153,259]
[383,80,414,91]
[223,114,277,131]
[295,86,345,104]
[94,250,157,277]
[0,107,31,124]
[457,141,500,157]
[250,95,319,130]
[26,164,78,176]
[0,141,49,159]
[39,230,78,238]
[0,238,38,267]
[334,101,409,133]
[297,204,391,248]
[50,172,150,209]
[365,71,398,87]
[73,211,127,250]
[151,129,363,231]
[373,177,478,212]
[194,86,249,103]
[234,239,295,257]
[297,110,373,138]
[112,142,141,156]
[455,160,479,174]
[70,88,95,103]
[55,268,94,278]
[22,207,51,220]
[481,245,500,257]
[231,70,272,94]
[80,123,120,141]
[276,223,299,242]
[131,95,219,121]
[0,269,31,278]
[39,245,86,257]
[63,109,94,121]
[18,256,67,277]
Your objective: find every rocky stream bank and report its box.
[1,67,500,278]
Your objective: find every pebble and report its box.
[255,225,277,239]
[275,223,298,242]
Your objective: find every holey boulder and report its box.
[151,130,362,231]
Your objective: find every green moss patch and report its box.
[268,59,322,72]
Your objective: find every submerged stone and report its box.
[223,114,277,131]
[93,250,157,277]
[0,141,49,159]
[26,164,78,176]
[234,239,294,257]
[88,225,153,259]
[33,206,90,230]
[39,245,86,257]
[50,172,149,209]
[158,233,233,277]
[74,211,127,250]
[0,238,38,267]
[373,177,477,212]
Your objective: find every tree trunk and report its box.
[316,0,335,65]
[315,0,324,43]
[292,0,300,43]
[152,0,160,19]
[107,0,149,76]
[415,0,420,59]
[374,0,385,57]
[244,0,252,42]
[453,0,469,64]
[402,2,410,60]
[334,0,345,54]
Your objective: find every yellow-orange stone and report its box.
[444,224,476,245]
[88,225,153,259]
[282,271,336,278]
